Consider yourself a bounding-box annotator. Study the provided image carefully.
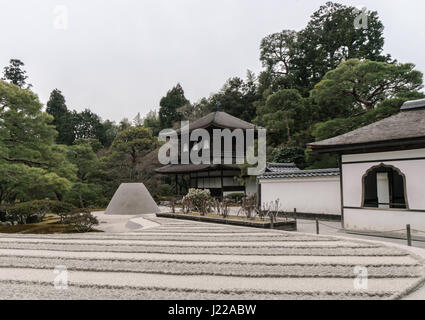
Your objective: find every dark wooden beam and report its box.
[339,154,344,228]
[196,171,199,188]
[221,167,224,199]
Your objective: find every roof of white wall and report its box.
[259,168,340,180]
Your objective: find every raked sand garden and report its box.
[0,212,424,300]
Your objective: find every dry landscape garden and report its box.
[1,1,425,301]
[1,214,424,300]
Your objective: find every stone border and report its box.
[156,213,297,231]
[278,211,341,222]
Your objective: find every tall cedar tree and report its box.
[159,83,189,129]
[46,89,75,145]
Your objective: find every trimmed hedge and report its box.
[3,200,99,232]
[7,200,75,225]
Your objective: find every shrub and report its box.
[63,209,99,232]
[50,202,77,223]
[239,195,258,220]
[155,184,177,202]
[157,184,174,197]
[213,199,229,218]
[26,215,41,224]
[224,193,245,204]
[7,200,75,225]
[271,146,306,168]
[263,199,282,223]
[7,201,45,224]
[182,189,213,215]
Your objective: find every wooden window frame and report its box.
[361,163,409,210]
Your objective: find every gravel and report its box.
[0,280,393,300]
[0,242,408,256]
[0,256,421,278]
[0,214,423,300]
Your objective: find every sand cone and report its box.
[105,183,159,215]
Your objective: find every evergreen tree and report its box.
[2,59,31,89]
[143,110,162,137]
[111,127,158,181]
[311,59,423,112]
[0,81,74,203]
[133,112,143,127]
[46,89,75,145]
[259,2,389,95]
[159,83,189,129]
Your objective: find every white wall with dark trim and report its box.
[342,148,425,231]
[259,176,341,216]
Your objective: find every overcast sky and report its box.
[0,0,424,122]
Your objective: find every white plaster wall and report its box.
[342,148,425,163]
[341,148,425,232]
[342,151,425,210]
[259,176,341,215]
[344,208,425,232]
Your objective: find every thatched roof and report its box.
[177,111,257,133]
[308,99,425,153]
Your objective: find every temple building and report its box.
[308,98,425,232]
[155,111,261,197]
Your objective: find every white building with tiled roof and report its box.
[258,164,341,219]
[308,98,425,232]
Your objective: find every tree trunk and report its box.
[285,116,291,143]
[55,191,63,201]
[78,192,84,208]
[131,149,137,181]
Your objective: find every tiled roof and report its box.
[265,162,300,173]
[259,168,340,179]
[401,98,425,111]
[156,162,297,175]
[177,111,257,133]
